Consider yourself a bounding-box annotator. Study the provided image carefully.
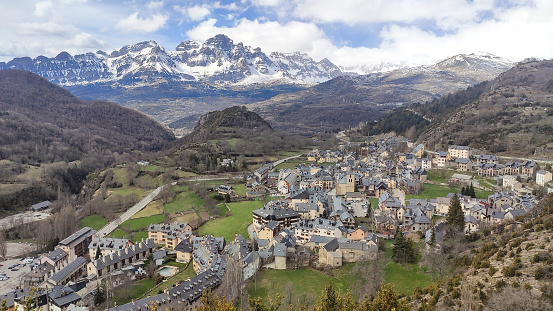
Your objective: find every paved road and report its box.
[96,154,306,237]
[271,154,303,167]
[96,183,175,237]
[336,131,350,144]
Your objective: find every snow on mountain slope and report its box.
[0,34,514,88]
[0,34,342,86]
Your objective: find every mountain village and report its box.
[1,135,551,311]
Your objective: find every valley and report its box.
[0,36,552,311]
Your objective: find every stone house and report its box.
[87,239,156,278]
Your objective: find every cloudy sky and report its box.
[1,0,552,67]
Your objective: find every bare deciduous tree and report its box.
[219,256,244,306]
[350,253,385,300]
[422,246,449,281]
[0,230,7,258]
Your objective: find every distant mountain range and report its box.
[0,35,515,134]
[0,34,341,86]
[250,52,514,134]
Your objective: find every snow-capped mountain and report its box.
[340,51,513,77]
[0,34,343,86]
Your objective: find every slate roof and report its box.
[323,239,339,251]
[49,286,81,308]
[464,215,478,224]
[49,257,86,284]
[58,227,95,247]
[274,243,287,257]
[31,201,52,210]
[89,237,130,252]
[252,206,300,220]
[46,248,68,263]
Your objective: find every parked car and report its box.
[0,276,9,281]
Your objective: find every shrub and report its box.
[535,266,545,280]
[489,266,497,276]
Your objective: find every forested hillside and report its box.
[0,70,175,214]
[355,59,553,158]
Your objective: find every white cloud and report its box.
[187,18,329,54]
[291,0,497,28]
[33,1,54,18]
[63,32,109,51]
[250,0,281,7]
[115,12,169,33]
[186,6,211,21]
[18,21,78,37]
[146,1,164,11]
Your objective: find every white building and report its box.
[536,170,552,187]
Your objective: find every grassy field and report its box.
[79,215,108,230]
[110,229,128,239]
[112,167,129,186]
[131,231,149,243]
[383,241,433,296]
[121,214,167,231]
[369,198,379,210]
[151,262,197,292]
[198,200,267,241]
[109,187,148,198]
[112,278,156,306]
[406,183,459,201]
[233,183,247,197]
[131,201,163,219]
[426,169,456,184]
[274,157,307,171]
[164,191,205,214]
[175,212,201,224]
[247,264,356,302]
[218,204,229,217]
[475,190,494,200]
[135,175,161,189]
[0,183,27,196]
[175,170,198,178]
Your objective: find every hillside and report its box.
[0,70,174,163]
[162,106,311,174]
[419,59,553,158]
[357,59,553,159]
[184,106,273,143]
[250,53,512,134]
[0,69,175,214]
[411,194,553,310]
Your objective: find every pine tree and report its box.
[392,230,416,264]
[447,194,464,232]
[469,183,476,198]
[461,186,466,196]
[94,284,106,305]
[95,245,101,259]
[367,283,410,311]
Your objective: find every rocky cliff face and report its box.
[0,34,342,86]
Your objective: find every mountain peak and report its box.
[0,34,342,86]
[204,34,235,50]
